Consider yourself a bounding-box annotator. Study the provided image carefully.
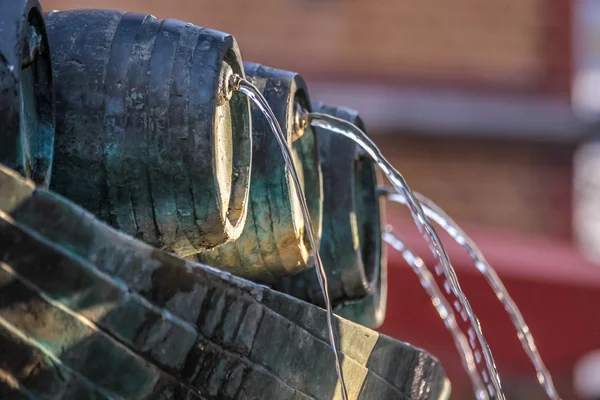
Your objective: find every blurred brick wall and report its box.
[44,0,571,96]
[376,135,575,237]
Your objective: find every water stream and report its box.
[386,190,562,400]
[226,73,559,399]
[308,113,506,400]
[231,77,349,400]
[308,112,505,399]
[383,227,490,400]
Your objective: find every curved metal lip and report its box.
[214,48,252,242]
[215,62,323,278]
[313,103,385,294]
[309,103,387,327]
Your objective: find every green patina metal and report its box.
[0,163,448,399]
[198,63,324,283]
[0,326,114,399]
[45,10,251,256]
[0,0,55,188]
[275,104,387,329]
[0,4,450,397]
[0,269,184,400]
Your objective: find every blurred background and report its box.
[42,0,600,398]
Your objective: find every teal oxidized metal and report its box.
[0,0,54,188]
[0,162,447,400]
[275,104,387,328]
[46,10,251,256]
[198,63,323,283]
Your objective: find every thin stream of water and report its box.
[308,112,505,400]
[231,77,349,400]
[386,190,562,400]
[383,227,489,400]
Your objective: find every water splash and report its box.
[386,189,562,400]
[308,112,505,399]
[383,227,489,400]
[231,77,348,400]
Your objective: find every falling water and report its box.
[386,190,562,400]
[231,76,349,400]
[383,227,490,400]
[308,112,505,400]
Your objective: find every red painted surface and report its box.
[379,215,600,397]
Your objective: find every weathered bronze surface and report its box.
[275,104,387,328]
[0,268,203,399]
[198,63,323,283]
[0,328,116,399]
[0,163,447,399]
[46,10,252,256]
[0,0,55,188]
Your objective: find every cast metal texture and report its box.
[0,0,55,188]
[46,10,251,257]
[198,63,323,283]
[0,163,446,400]
[275,104,387,328]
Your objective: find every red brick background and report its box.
[45,0,572,95]
[378,135,575,238]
